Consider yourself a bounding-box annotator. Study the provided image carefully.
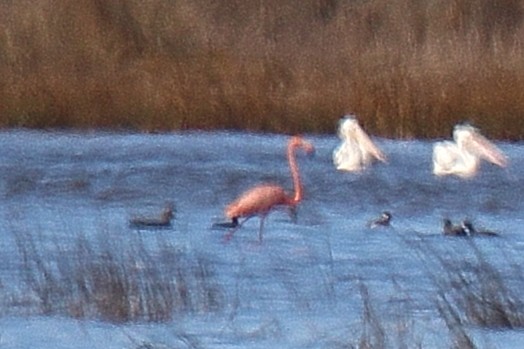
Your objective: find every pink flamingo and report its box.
[222,136,314,242]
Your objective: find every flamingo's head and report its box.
[289,136,315,156]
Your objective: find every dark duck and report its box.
[212,217,239,229]
[130,202,175,229]
[442,218,468,236]
[368,211,392,229]
[462,220,499,237]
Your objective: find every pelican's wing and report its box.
[333,141,363,171]
[355,125,387,164]
[334,115,385,171]
[462,130,508,168]
[432,141,461,176]
[433,140,481,178]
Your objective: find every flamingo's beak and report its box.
[302,142,315,158]
[306,147,315,158]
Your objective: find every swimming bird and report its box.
[432,124,508,178]
[333,115,387,172]
[462,220,499,237]
[129,202,175,229]
[222,136,314,242]
[212,217,239,229]
[368,211,392,228]
[442,218,467,236]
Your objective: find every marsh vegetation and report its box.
[3,228,524,348]
[1,0,524,138]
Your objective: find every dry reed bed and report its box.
[1,0,524,138]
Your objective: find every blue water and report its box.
[0,129,523,348]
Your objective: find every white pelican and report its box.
[333,115,387,172]
[432,124,508,178]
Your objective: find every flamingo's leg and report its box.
[288,206,297,224]
[258,214,267,242]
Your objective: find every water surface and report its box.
[0,130,523,348]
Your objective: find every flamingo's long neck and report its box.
[288,142,302,205]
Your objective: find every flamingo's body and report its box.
[226,185,291,218]
[333,115,387,172]
[433,124,507,178]
[224,136,314,241]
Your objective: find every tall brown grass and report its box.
[1,0,524,138]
